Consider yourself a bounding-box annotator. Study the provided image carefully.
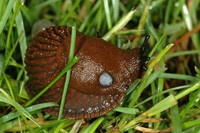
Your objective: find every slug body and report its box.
[25,26,149,119]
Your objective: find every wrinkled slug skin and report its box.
[25,26,142,119]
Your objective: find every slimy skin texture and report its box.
[25,26,147,119]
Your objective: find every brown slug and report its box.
[25,26,150,119]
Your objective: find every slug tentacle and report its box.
[140,35,150,52]
[140,35,150,71]
[25,26,150,119]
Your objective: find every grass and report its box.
[0,0,200,132]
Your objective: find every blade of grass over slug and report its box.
[24,57,79,107]
[102,8,135,41]
[58,26,76,120]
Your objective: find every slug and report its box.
[25,26,150,119]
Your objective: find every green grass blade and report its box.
[58,26,77,120]
[81,117,104,133]
[170,104,182,133]
[0,103,56,125]
[121,95,178,131]
[0,0,15,34]
[15,3,27,65]
[0,89,41,128]
[102,9,135,41]
[103,0,112,29]
[24,57,79,107]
